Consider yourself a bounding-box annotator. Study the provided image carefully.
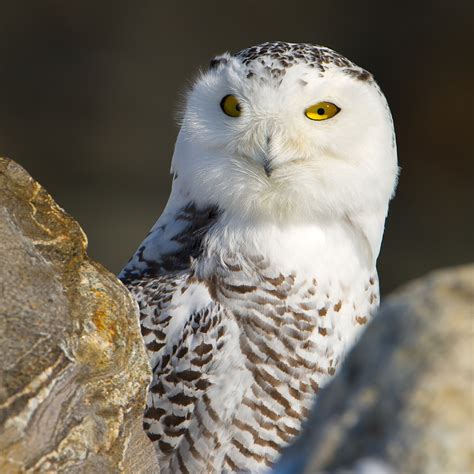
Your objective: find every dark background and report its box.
[0,1,472,293]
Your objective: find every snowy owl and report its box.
[120,41,398,473]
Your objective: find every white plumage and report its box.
[120,41,398,473]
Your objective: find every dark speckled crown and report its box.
[211,41,373,83]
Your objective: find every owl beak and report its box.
[263,157,273,177]
[262,134,274,177]
[248,130,275,177]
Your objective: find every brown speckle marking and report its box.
[244,397,279,421]
[301,339,317,351]
[232,438,266,463]
[144,406,166,420]
[334,300,342,312]
[291,311,313,323]
[146,340,165,352]
[225,261,243,272]
[203,393,220,423]
[225,454,239,471]
[164,414,186,427]
[288,384,304,401]
[195,378,211,390]
[318,327,327,336]
[164,426,187,437]
[168,393,196,406]
[356,316,368,325]
[318,307,327,316]
[265,288,287,299]
[300,381,312,393]
[176,450,190,474]
[194,341,213,356]
[176,346,188,358]
[191,354,213,367]
[194,408,213,440]
[234,418,281,451]
[176,369,201,381]
[267,387,292,411]
[255,366,282,388]
[158,440,174,453]
[275,426,293,443]
[147,432,161,442]
[223,283,257,294]
[343,67,373,82]
[150,381,165,396]
[310,379,320,393]
[235,42,372,84]
[263,273,285,286]
[283,423,300,437]
[184,431,205,462]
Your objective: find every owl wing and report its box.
[120,184,225,466]
[119,181,218,284]
[128,272,231,469]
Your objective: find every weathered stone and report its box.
[276,265,474,474]
[0,158,157,473]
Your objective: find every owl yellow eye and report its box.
[220,95,242,117]
[305,102,340,121]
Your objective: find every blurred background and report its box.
[0,1,472,293]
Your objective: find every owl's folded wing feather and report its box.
[120,188,223,465]
[119,173,218,284]
[128,272,231,468]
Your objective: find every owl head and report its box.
[171,42,398,227]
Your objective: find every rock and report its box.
[276,265,474,474]
[0,158,157,473]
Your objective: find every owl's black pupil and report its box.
[236,103,241,112]
[317,108,325,115]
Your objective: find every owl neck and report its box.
[200,211,383,286]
